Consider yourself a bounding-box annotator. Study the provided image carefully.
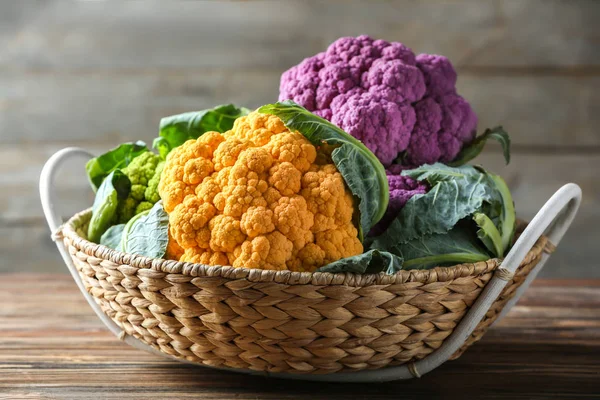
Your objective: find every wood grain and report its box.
[0,274,598,399]
[1,1,598,69]
[1,71,598,147]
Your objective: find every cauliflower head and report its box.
[279,35,477,167]
[117,151,165,223]
[158,111,363,272]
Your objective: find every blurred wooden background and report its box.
[1,0,598,276]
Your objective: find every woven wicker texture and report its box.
[59,210,548,374]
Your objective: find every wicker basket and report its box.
[41,148,582,381]
[59,210,546,373]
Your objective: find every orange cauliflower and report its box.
[158,111,363,272]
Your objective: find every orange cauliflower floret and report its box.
[158,111,362,272]
[165,231,185,260]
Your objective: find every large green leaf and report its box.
[120,201,169,258]
[258,101,389,240]
[154,104,250,159]
[99,223,125,251]
[87,170,131,243]
[85,141,148,191]
[371,164,499,251]
[397,223,492,270]
[398,162,483,183]
[317,249,403,275]
[449,126,511,167]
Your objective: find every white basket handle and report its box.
[40,147,582,382]
[317,182,582,383]
[40,147,169,357]
[40,147,94,232]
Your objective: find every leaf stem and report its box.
[403,252,491,269]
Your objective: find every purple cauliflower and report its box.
[370,164,428,235]
[279,35,478,167]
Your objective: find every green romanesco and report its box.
[116,152,165,223]
[144,161,164,203]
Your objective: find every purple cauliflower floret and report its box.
[279,35,478,167]
[416,53,457,97]
[370,164,428,235]
[330,90,416,165]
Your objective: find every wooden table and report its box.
[1,275,599,399]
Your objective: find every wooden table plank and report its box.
[0,274,599,399]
